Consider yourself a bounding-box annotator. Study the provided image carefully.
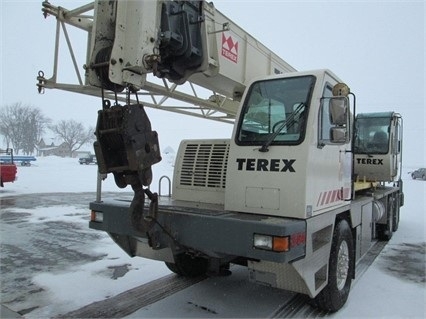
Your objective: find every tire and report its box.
[314,219,354,312]
[411,173,415,179]
[165,261,180,274]
[378,197,394,241]
[165,254,208,277]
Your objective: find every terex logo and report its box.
[236,158,296,172]
[356,158,384,165]
[222,33,238,63]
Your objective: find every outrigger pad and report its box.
[94,103,162,187]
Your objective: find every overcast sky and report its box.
[1,0,425,166]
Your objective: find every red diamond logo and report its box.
[221,33,238,63]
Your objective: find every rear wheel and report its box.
[165,254,208,277]
[314,219,354,312]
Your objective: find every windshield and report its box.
[236,76,315,146]
[354,117,391,154]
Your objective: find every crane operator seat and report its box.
[369,131,388,153]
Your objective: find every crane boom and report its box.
[38,0,296,122]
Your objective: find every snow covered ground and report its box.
[0,153,176,195]
[1,156,425,318]
[1,156,174,317]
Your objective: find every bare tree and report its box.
[0,103,51,154]
[50,120,95,157]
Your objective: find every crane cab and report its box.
[354,112,402,182]
[225,70,353,219]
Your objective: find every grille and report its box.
[179,142,229,188]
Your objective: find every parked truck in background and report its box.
[38,0,403,312]
[411,168,426,180]
[78,154,97,165]
[0,148,17,187]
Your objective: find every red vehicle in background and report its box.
[0,148,17,187]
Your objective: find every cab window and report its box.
[354,117,391,154]
[236,76,315,146]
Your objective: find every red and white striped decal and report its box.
[316,188,350,207]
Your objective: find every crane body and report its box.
[38,0,403,312]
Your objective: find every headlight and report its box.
[253,234,273,250]
[253,234,289,252]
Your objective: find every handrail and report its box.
[158,175,172,197]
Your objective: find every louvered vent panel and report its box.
[179,142,229,189]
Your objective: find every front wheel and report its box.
[314,219,354,312]
[165,254,208,277]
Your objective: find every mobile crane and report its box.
[37,0,403,312]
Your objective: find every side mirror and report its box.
[329,97,348,125]
[330,127,347,143]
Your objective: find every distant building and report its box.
[37,138,77,157]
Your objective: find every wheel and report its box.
[423,175,426,181]
[165,254,208,277]
[314,219,354,312]
[165,261,180,274]
[378,197,394,241]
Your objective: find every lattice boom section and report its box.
[179,141,230,189]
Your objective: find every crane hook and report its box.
[37,70,45,94]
